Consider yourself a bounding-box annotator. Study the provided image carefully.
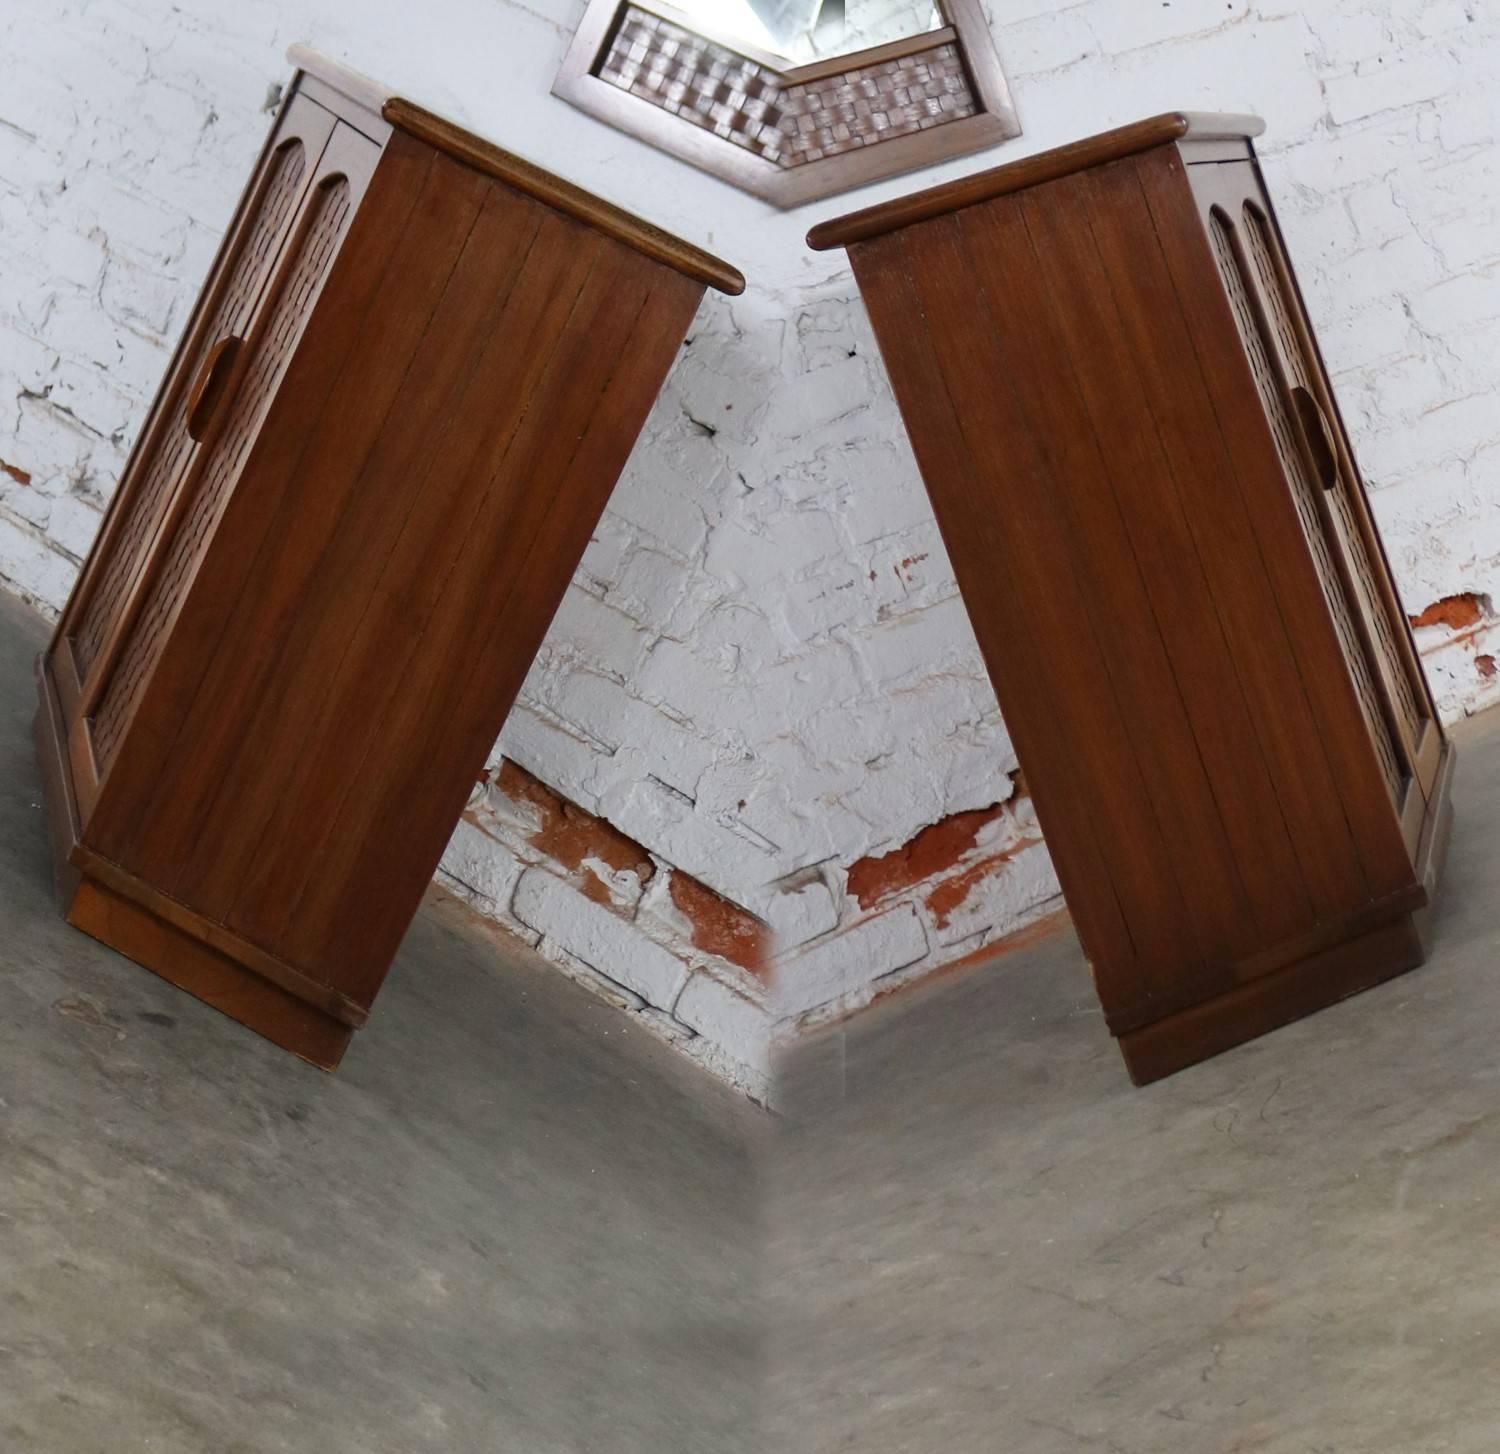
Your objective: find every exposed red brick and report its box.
[0,460,31,486]
[668,870,770,977]
[1410,592,1485,631]
[847,804,1002,909]
[846,771,1026,911]
[496,758,654,883]
[579,867,615,906]
[1479,654,1497,679]
[925,836,1043,928]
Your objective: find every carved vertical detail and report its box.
[1208,208,1404,802]
[1241,203,1427,753]
[73,139,308,677]
[92,175,354,768]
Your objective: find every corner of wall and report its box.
[437,757,774,1102]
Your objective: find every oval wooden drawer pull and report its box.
[185,335,243,443]
[1291,385,1339,491]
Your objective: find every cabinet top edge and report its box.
[805,110,1266,252]
[285,45,745,296]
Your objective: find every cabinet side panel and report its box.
[1141,150,1415,899]
[859,219,1211,1015]
[214,200,615,977]
[982,173,1315,964]
[273,247,705,1001]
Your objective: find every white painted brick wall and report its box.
[512,869,690,1010]
[3,0,1497,1096]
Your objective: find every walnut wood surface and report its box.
[382,100,744,295]
[833,127,1450,1076]
[806,111,1266,249]
[38,68,717,1063]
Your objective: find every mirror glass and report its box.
[687,0,944,66]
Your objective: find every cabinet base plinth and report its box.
[1117,912,1426,1085]
[1117,743,1454,1086]
[64,879,354,1070]
[34,672,353,1071]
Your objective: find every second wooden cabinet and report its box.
[809,112,1452,1083]
[37,50,743,1067]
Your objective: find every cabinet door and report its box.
[58,94,336,703]
[70,121,381,813]
[1190,159,1440,849]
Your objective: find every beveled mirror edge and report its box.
[551,0,1021,210]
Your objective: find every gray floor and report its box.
[0,594,764,1453]
[772,710,1500,1452]
[8,584,1500,1454]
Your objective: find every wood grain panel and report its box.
[900,216,1203,1011]
[847,232,1140,985]
[223,208,615,972]
[289,268,706,994]
[858,226,1158,996]
[1041,156,1321,939]
[169,167,526,920]
[989,180,1302,959]
[275,248,688,997]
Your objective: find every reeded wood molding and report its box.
[806,111,1267,250]
[285,46,744,295]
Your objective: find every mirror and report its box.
[552,0,1019,208]
[697,0,944,66]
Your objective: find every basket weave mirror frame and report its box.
[552,0,1019,209]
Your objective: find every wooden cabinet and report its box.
[808,113,1452,1083]
[36,49,743,1068]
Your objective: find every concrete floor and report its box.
[0,594,764,1453]
[8,583,1500,1454]
[772,710,1500,1452]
